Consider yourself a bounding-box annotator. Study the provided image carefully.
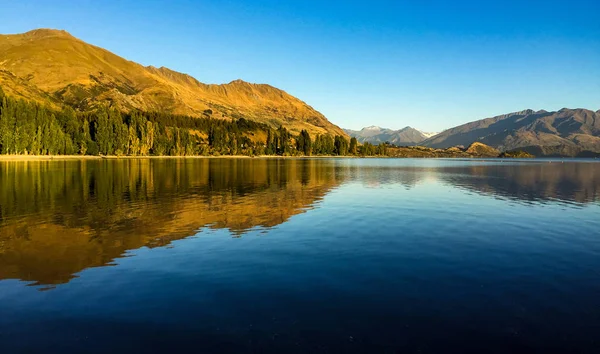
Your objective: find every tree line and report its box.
[0,87,387,157]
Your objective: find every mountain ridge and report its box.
[422,108,600,156]
[0,28,346,137]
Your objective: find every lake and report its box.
[0,158,599,353]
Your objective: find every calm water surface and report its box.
[0,158,599,353]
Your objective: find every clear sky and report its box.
[1,0,599,132]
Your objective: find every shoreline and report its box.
[0,155,362,161]
[0,155,594,162]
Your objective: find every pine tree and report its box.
[349,137,358,155]
[297,129,311,156]
[334,135,348,155]
[95,108,112,155]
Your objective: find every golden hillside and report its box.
[0,29,346,137]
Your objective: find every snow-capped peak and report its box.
[418,130,438,138]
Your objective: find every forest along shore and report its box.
[0,89,538,159]
[0,155,360,160]
[0,149,535,161]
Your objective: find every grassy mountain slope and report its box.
[422,109,600,156]
[0,29,345,137]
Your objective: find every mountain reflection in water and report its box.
[438,161,600,205]
[0,159,344,286]
[0,158,598,287]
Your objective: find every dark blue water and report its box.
[0,158,599,353]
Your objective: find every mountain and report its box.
[422,109,600,156]
[0,29,345,137]
[344,126,433,145]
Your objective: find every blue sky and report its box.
[1,0,599,131]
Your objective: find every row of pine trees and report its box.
[0,87,387,157]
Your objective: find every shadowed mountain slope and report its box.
[422,109,600,156]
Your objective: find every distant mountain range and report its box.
[0,28,345,137]
[422,109,600,157]
[344,126,438,145]
[346,108,600,156]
